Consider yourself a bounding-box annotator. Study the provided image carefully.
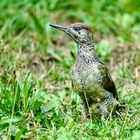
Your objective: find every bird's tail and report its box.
[116,102,126,111]
[115,101,126,117]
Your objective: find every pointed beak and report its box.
[49,24,69,33]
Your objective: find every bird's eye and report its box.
[74,27,81,31]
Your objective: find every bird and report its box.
[50,23,123,120]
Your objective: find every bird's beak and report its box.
[49,24,69,33]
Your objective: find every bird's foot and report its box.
[81,114,88,122]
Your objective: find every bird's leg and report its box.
[100,100,109,120]
[81,92,92,120]
[100,92,116,120]
[82,97,89,118]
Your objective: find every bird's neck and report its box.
[76,41,99,63]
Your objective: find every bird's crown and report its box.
[70,23,92,32]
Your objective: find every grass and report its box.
[0,0,140,139]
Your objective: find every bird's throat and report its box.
[76,42,99,63]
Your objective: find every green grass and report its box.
[0,0,140,139]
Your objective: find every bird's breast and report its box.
[69,64,108,100]
[69,66,83,94]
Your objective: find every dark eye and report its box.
[74,27,81,31]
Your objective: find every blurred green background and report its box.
[0,0,140,139]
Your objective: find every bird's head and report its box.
[49,23,93,44]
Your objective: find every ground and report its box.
[0,0,140,139]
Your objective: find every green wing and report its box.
[97,62,118,100]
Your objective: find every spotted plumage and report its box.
[50,23,123,119]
